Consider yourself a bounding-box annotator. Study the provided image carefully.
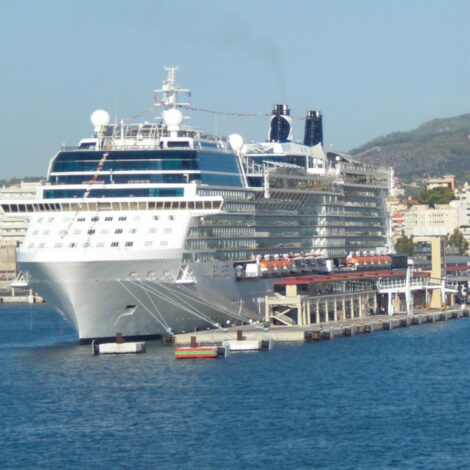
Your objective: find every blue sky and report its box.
[1,0,470,178]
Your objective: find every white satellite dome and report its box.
[90,109,111,132]
[163,108,183,132]
[228,134,244,152]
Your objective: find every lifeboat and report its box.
[269,260,280,271]
[259,259,270,273]
[280,259,291,270]
[345,256,360,267]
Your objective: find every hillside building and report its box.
[425,174,455,191]
[403,204,458,238]
[385,196,408,243]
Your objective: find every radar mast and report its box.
[153,66,191,109]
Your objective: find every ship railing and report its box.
[242,158,264,175]
[61,130,228,153]
[340,161,390,175]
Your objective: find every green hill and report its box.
[349,114,470,183]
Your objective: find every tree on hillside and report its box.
[446,228,468,255]
[417,187,455,207]
[395,233,414,256]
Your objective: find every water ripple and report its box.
[1,305,470,469]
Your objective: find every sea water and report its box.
[1,303,470,469]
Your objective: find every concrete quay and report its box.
[173,307,469,346]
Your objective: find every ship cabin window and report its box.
[129,228,137,234]
[27,243,34,248]
[168,215,174,221]
[77,217,86,222]
[115,229,123,234]
[43,230,50,235]
[73,229,81,235]
[97,242,105,247]
[144,241,153,247]
[286,155,307,168]
[164,228,172,234]
[132,216,141,221]
[100,229,109,234]
[148,228,157,234]
[118,216,127,221]
[125,242,133,247]
[54,243,63,248]
[78,141,96,149]
[105,217,113,222]
[153,215,159,221]
[32,230,39,236]
[160,241,168,247]
[87,229,95,235]
[167,140,190,148]
[69,242,76,247]
[48,217,54,222]
[91,217,99,222]
[111,241,119,247]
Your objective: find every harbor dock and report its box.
[174,308,469,346]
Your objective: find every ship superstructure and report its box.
[1,67,392,342]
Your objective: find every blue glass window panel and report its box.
[200,173,243,186]
[43,188,184,199]
[48,173,198,185]
[49,149,242,187]
[51,159,199,172]
[286,155,307,168]
[53,150,197,162]
[248,155,287,164]
[197,152,242,187]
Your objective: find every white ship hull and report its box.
[20,256,274,342]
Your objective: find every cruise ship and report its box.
[1,67,392,343]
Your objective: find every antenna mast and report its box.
[153,66,191,109]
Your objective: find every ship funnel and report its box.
[304,110,323,146]
[268,104,293,143]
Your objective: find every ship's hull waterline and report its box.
[20,259,275,342]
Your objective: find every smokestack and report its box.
[268,104,292,143]
[304,110,323,146]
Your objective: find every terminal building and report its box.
[0,181,42,297]
[265,235,468,327]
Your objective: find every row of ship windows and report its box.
[27,240,169,249]
[185,239,348,251]
[31,227,173,236]
[198,189,254,200]
[34,214,174,224]
[43,188,185,199]
[188,228,348,238]
[2,200,222,213]
[183,248,346,263]
[50,160,199,173]
[189,224,383,236]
